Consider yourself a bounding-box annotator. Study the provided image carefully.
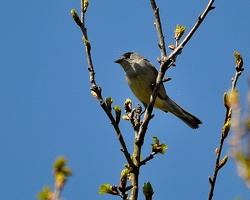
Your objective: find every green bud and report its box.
[222,120,231,138]
[218,155,228,169]
[113,105,121,124]
[174,24,186,41]
[83,0,89,12]
[70,9,76,18]
[223,92,230,109]
[119,169,129,189]
[105,97,113,111]
[230,90,239,105]
[234,51,244,70]
[113,105,121,113]
[37,186,52,200]
[54,157,67,172]
[124,98,132,113]
[70,9,82,26]
[53,156,72,189]
[143,182,154,199]
[55,172,66,189]
[150,137,168,154]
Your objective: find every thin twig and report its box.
[53,184,61,200]
[71,2,134,169]
[138,0,215,144]
[140,152,156,166]
[169,0,215,62]
[150,0,167,58]
[72,1,216,199]
[129,1,216,200]
[208,69,243,200]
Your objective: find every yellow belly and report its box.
[126,75,167,110]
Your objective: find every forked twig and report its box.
[71,1,133,168]
[71,1,217,199]
[138,0,216,144]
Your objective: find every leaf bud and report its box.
[113,105,121,124]
[174,24,186,41]
[124,98,132,113]
[215,148,219,155]
[83,0,89,12]
[168,45,176,50]
[91,90,98,99]
[223,92,230,109]
[122,115,130,120]
[105,97,113,111]
[222,120,231,138]
[233,51,244,71]
[143,182,154,199]
[218,155,228,169]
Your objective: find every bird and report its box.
[114,52,202,129]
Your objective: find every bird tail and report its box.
[175,108,202,129]
[166,101,202,129]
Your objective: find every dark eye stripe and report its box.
[123,52,133,59]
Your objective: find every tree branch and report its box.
[140,152,156,166]
[208,52,244,200]
[71,2,134,169]
[150,0,167,58]
[72,1,217,199]
[138,0,215,146]
[130,1,215,200]
[169,0,215,60]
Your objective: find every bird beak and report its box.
[114,58,122,63]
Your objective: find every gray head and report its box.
[114,52,142,62]
[114,52,145,71]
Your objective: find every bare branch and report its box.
[71,3,134,169]
[72,1,217,200]
[169,0,216,60]
[150,0,167,58]
[140,152,156,166]
[208,52,244,200]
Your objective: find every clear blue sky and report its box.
[1,1,250,200]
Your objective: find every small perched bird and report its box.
[114,52,202,129]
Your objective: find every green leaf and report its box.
[37,186,51,200]
[151,137,168,154]
[152,137,159,145]
[54,156,67,172]
[234,51,244,69]
[99,184,112,194]
[174,24,186,40]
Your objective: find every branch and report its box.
[71,2,134,169]
[207,52,244,200]
[72,1,216,200]
[129,1,215,200]
[138,0,215,145]
[150,0,167,58]
[169,0,215,60]
[140,152,156,166]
